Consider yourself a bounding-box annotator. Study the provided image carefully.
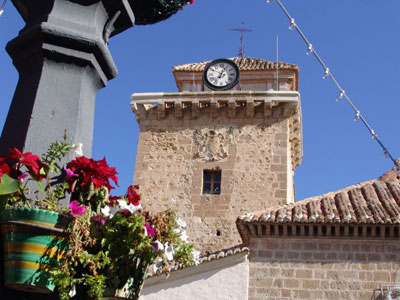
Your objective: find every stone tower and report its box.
[131,57,302,253]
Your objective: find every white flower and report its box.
[152,240,164,253]
[174,228,180,234]
[117,199,141,214]
[69,287,76,298]
[101,205,118,218]
[180,230,189,243]
[176,216,187,228]
[72,143,83,157]
[191,249,201,265]
[164,242,174,261]
[153,258,163,273]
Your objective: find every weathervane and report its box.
[230,20,253,57]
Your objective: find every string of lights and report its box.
[267,0,399,171]
[0,0,7,18]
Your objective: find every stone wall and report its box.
[133,102,297,253]
[249,237,400,300]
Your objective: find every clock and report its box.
[203,58,240,91]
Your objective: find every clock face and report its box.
[203,59,240,91]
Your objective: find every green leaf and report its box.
[39,167,47,175]
[37,181,46,194]
[0,174,20,195]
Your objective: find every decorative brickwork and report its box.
[248,238,400,300]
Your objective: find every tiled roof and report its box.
[237,175,400,226]
[147,245,249,278]
[172,57,298,73]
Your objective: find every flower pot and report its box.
[0,208,71,293]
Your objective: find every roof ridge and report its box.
[172,57,298,72]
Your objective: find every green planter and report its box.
[0,208,71,293]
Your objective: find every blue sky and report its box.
[0,0,399,201]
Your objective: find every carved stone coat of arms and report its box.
[193,127,237,161]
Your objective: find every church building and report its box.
[129,57,400,300]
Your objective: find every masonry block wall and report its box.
[132,92,301,254]
[249,237,400,300]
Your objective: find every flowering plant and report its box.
[132,0,194,25]
[0,134,74,210]
[0,136,198,299]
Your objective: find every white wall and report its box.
[140,253,249,300]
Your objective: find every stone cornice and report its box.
[131,91,300,118]
[236,222,400,246]
[131,91,303,170]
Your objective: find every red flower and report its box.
[126,185,140,206]
[109,195,120,206]
[0,161,10,183]
[9,148,39,170]
[67,156,118,191]
[34,160,49,181]
[8,148,48,181]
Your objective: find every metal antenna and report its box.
[230,20,253,57]
[0,0,7,18]
[276,34,279,91]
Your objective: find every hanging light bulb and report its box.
[322,68,330,80]
[371,130,378,139]
[289,19,296,30]
[383,150,390,159]
[306,44,313,56]
[354,110,361,122]
[336,90,345,102]
[0,0,6,18]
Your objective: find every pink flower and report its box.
[64,167,78,180]
[144,224,155,236]
[17,173,29,183]
[69,200,85,216]
[92,214,105,225]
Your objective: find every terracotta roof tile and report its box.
[172,57,298,73]
[237,176,400,226]
[147,245,249,278]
